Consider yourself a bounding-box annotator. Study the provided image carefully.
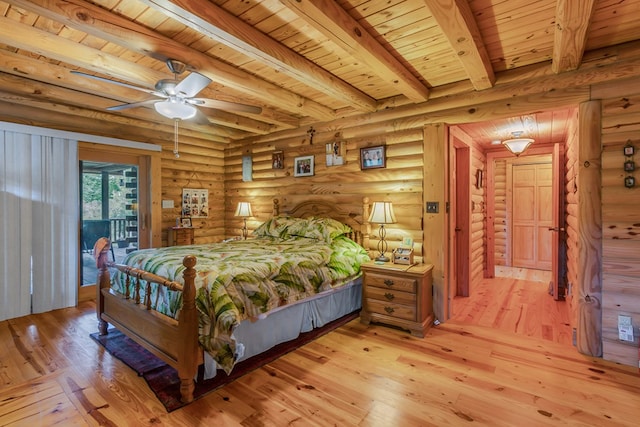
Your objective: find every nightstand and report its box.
[167,226,194,246]
[360,261,434,337]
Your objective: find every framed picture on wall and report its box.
[294,155,314,177]
[272,151,284,169]
[182,188,208,218]
[326,141,345,166]
[360,145,386,170]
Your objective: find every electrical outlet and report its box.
[618,315,634,342]
[426,201,439,213]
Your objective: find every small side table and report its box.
[167,226,194,246]
[360,261,434,337]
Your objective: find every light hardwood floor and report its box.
[451,267,573,346]
[2,299,639,426]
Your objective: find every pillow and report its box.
[252,216,293,238]
[285,216,352,243]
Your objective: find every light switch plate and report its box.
[618,315,634,342]
[426,201,439,213]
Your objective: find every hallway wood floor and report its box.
[451,267,573,346]
[2,298,639,426]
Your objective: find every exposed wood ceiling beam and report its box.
[552,0,597,73]
[137,0,378,112]
[8,0,332,123]
[423,0,495,90]
[280,0,430,103]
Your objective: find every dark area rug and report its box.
[90,310,359,412]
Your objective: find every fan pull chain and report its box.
[173,119,180,158]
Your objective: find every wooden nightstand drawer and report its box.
[366,299,416,321]
[364,287,416,306]
[364,272,416,293]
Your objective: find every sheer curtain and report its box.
[0,127,78,321]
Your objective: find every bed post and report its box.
[272,198,280,216]
[94,237,111,335]
[362,197,371,256]
[177,255,198,403]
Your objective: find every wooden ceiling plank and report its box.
[0,30,273,136]
[280,0,430,102]
[9,0,334,121]
[136,0,378,112]
[0,90,232,145]
[423,0,495,91]
[552,0,597,73]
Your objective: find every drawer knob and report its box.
[384,279,394,287]
[384,306,395,314]
[384,292,394,301]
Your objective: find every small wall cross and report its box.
[307,126,316,144]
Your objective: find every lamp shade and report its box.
[154,99,197,120]
[234,202,253,217]
[502,137,534,156]
[368,201,397,224]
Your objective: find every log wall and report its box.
[470,138,487,285]
[158,137,227,245]
[592,78,640,366]
[564,108,580,343]
[223,126,426,260]
[494,159,507,267]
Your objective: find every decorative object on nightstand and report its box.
[368,201,396,262]
[235,202,253,239]
[392,237,414,265]
[360,261,434,337]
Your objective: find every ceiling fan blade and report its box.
[192,98,262,114]
[192,108,211,125]
[174,72,212,98]
[71,70,160,95]
[106,99,158,111]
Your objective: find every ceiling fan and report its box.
[71,59,262,124]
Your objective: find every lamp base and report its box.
[375,254,390,262]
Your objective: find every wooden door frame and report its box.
[451,139,471,297]
[486,144,561,276]
[78,143,161,302]
[551,144,566,300]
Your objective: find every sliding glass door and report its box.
[80,161,138,286]
[78,145,153,301]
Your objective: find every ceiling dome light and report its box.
[154,99,197,120]
[502,131,534,156]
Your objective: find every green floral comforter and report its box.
[112,234,370,373]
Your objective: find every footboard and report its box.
[94,238,200,403]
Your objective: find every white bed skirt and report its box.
[202,277,362,379]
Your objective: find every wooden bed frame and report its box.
[95,198,371,403]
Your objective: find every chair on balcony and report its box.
[82,219,115,261]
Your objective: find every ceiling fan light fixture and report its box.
[502,132,534,156]
[154,99,197,120]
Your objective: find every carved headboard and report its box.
[272,198,371,249]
